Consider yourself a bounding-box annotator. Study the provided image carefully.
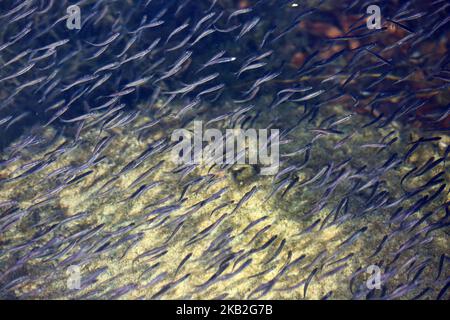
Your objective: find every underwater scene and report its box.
[0,0,449,300]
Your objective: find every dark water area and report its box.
[0,0,449,300]
[0,0,448,148]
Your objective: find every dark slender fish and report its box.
[231,186,259,214]
[304,268,318,299]
[240,216,269,235]
[175,253,192,276]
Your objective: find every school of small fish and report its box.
[0,0,449,300]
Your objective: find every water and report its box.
[0,0,448,300]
